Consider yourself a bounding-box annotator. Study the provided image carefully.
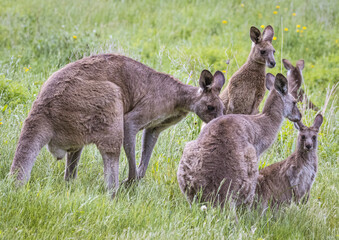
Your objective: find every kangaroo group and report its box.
[10,25,322,211]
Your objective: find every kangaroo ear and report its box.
[274,73,288,95]
[262,25,274,42]
[199,69,214,90]
[212,71,225,93]
[296,60,305,71]
[250,26,262,44]
[294,120,305,131]
[312,114,323,130]
[265,73,275,91]
[282,59,293,71]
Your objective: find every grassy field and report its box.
[0,0,338,239]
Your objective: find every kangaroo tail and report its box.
[10,116,52,184]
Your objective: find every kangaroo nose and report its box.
[306,144,312,150]
[271,61,276,67]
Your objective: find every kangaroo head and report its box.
[294,114,323,151]
[250,25,276,68]
[193,70,225,123]
[265,73,301,122]
[283,59,304,98]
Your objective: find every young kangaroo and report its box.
[10,54,225,194]
[256,114,323,209]
[283,59,318,110]
[177,73,301,207]
[220,25,276,115]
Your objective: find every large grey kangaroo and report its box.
[256,114,323,209]
[220,25,276,115]
[177,73,301,207]
[10,54,226,195]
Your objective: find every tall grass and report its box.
[0,0,338,239]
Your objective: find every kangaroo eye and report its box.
[273,50,276,54]
[260,50,266,55]
[207,105,215,111]
[312,135,316,140]
[301,135,306,140]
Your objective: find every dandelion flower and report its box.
[292,12,296,16]
[273,11,278,14]
[222,20,228,24]
[273,36,277,40]
[300,30,304,33]
[297,25,301,28]
[284,28,288,31]
[73,35,77,39]
[0,122,3,125]
[296,29,300,33]
[336,39,338,44]
[222,70,226,73]
[25,68,29,72]
[303,26,307,30]
[276,5,280,9]
[260,25,265,28]
[240,3,244,7]
[311,65,315,68]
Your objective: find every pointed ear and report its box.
[199,70,214,90]
[262,25,274,42]
[282,59,293,71]
[250,26,262,44]
[294,120,305,131]
[296,60,305,71]
[274,73,288,95]
[312,114,323,130]
[265,73,275,91]
[212,71,225,93]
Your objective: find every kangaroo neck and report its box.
[246,48,266,70]
[175,82,200,112]
[254,91,285,154]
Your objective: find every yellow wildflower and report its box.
[336,40,338,44]
[292,12,296,16]
[297,25,301,28]
[260,25,265,28]
[311,65,315,68]
[25,68,29,72]
[273,36,277,40]
[284,28,288,31]
[273,11,278,14]
[303,26,307,30]
[240,3,244,7]
[73,35,77,39]
[300,30,304,33]
[222,70,226,73]
[222,20,228,24]
[276,5,280,9]
[296,29,300,33]
[0,122,3,125]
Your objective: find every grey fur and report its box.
[256,114,323,209]
[177,73,301,207]
[10,54,225,195]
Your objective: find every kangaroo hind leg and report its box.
[64,147,83,181]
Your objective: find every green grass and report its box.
[0,0,338,239]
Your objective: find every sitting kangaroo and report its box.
[283,59,318,110]
[177,73,301,207]
[220,25,276,115]
[10,54,225,194]
[256,114,323,209]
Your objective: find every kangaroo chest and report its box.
[288,163,317,198]
[142,110,188,130]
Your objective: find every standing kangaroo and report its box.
[283,59,318,110]
[177,73,301,207]
[255,114,323,209]
[220,25,276,115]
[10,54,226,194]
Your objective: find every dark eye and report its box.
[260,50,266,55]
[207,105,215,111]
[312,135,316,140]
[301,135,306,140]
[273,50,276,54]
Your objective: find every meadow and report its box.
[0,0,338,239]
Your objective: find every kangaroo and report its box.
[220,25,276,115]
[255,114,323,210]
[177,73,301,207]
[283,59,318,110]
[10,54,226,195]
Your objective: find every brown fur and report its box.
[256,114,323,209]
[10,54,226,195]
[177,73,301,207]
[283,59,318,110]
[220,25,276,115]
